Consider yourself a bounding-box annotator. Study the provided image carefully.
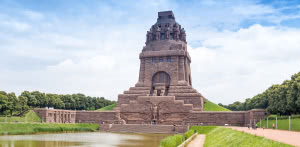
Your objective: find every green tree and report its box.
[0,93,9,114]
[7,92,18,115]
[17,95,28,113]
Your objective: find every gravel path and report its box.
[187,134,206,147]
[229,126,300,147]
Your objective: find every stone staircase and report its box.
[99,124,188,134]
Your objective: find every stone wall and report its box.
[75,111,119,124]
[34,108,76,123]
[34,107,265,127]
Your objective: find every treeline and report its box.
[219,72,300,115]
[0,91,116,116]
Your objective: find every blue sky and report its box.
[1,0,300,104]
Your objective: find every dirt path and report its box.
[187,134,206,147]
[229,126,300,147]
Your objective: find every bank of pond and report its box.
[0,123,98,135]
[0,123,296,147]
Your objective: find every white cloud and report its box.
[189,24,300,104]
[232,4,275,16]
[1,0,300,105]
[0,20,31,31]
[47,55,116,74]
[23,10,44,20]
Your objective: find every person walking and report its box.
[272,123,275,129]
[263,125,265,130]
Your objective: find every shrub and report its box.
[160,134,184,147]
[184,129,195,140]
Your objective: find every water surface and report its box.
[0,132,170,147]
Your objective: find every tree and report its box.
[21,91,39,107]
[7,92,18,116]
[17,95,28,113]
[0,93,8,114]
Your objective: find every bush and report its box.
[184,129,195,140]
[160,134,184,147]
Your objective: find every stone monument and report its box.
[117,11,205,125]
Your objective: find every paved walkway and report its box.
[187,134,206,147]
[229,126,300,147]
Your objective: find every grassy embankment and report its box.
[204,101,231,111]
[258,117,300,131]
[96,103,116,111]
[0,110,99,135]
[160,129,196,147]
[0,123,99,135]
[0,110,41,123]
[160,126,293,147]
[203,127,293,147]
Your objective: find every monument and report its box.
[116,11,205,125]
[35,11,265,130]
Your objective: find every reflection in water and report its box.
[0,132,170,147]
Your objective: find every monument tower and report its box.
[117,11,204,125]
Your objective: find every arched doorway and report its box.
[151,71,170,96]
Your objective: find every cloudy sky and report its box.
[1,0,300,104]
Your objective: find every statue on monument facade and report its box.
[173,24,180,40]
[155,25,161,40]
[180,28,186,42]
[165,26,170,39]
[152,104,158,120]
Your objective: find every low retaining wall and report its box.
[34,108,265,126]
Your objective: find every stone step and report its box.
[169,86,192,89]
[118,94,146,98]
[129,87,151,90]
[168,89,197,93]
[168,93,202,97]
[124,90,150,94]
[100,124,187,134]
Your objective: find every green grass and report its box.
[0,123,99,135]
[204,127,293,147]
[160,129,197,147]
[258,118,300,131]
[0,110,41,123]
[204,101,231,111]
[160,134,185,147]
[190,126,217,134]
[97,103,116,111]
[184,129,195,140]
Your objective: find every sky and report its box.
[1,0,300,105]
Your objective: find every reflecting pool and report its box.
[0,132,170,147]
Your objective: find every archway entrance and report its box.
[151,71,170,96]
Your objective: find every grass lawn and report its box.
[203,127,293,147]
[258,118,300,131]
[0,123,99,135]
[204,101,231,111]
[97,103,116,111]
[190,126,217,134]
[0,110,41,123]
